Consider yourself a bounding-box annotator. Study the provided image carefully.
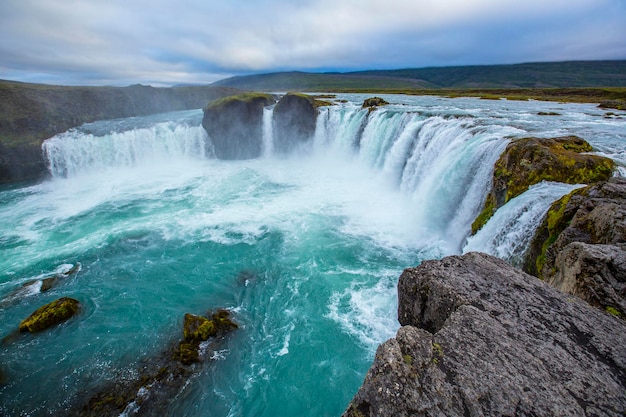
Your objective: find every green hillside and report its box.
[214,60,626,91]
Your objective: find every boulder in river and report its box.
[18,297,80,333]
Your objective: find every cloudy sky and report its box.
[1,0,625,86]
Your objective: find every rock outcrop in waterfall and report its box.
[202,93,277,159]
[342,252,626,417]
[201,92,329,158]
[272,93,318,154]
[471,136,615,233]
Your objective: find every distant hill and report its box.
[213,61,626,91]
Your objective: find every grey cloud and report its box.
[0,0,624,85]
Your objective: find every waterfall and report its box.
[463,182,584,265]
[43,121,209,178]
[262,106,275,157]
[42,104,520,252]
[314,106,514,252]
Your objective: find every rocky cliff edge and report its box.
[343,252,626,417]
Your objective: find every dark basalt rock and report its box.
[202,93,276,159]
[73,309,238,417]
[361,97,389,108]
[343,252,626,417]
[18,297,80,333]
[272,93,318,154]
[472,136,615,233]
[524,178,626,317]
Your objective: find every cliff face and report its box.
[0,80,241,184]
[201,92,327,159]
[524,178,626,318]
[343,252,626,417]
[201,93,277,159]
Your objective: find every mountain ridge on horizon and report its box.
[212,60,626,91]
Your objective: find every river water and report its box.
[1,94,624,416]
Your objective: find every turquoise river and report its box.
[1,94,625,416]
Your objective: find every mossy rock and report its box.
[178,341,200,365]
[18,297,80,333]
[361,97,389,108]
[471,136,615,233]
[183,313,217,341]
[178,310,238,364]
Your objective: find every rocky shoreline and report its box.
[342,168,625,414]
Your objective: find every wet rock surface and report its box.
[18,297,80,333]
[272,93,317,154]
[343,252,626,417]
[361,97,389,108]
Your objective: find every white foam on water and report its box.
[327,268,400,351]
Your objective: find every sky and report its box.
[1,0,625,86]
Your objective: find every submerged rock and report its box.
[343,252,626,416]
[0,263,80,308]
[18,297,80,333]
[73,309,238,416]
[202,93,276,159]
[272,93,318,154]
[472,136,615,233]
[524,178,626,317]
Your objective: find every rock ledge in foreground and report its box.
[343,252,626,417]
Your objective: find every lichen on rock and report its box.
[472,136,615,233]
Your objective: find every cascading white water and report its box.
[463,182,585,264]
[262,106,275,157]
[43,117,209,178]
[41,103,521,252]
[314,105,518,252]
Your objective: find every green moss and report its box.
[473,136,615,231]
[403,354,413,366]
[432,342,444,357]
[472,194,496,234]
[178,341,200,365]
[18,297,80,333]
[605,306,622,317]
[535,188,582,276]
[204,92,275,111]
